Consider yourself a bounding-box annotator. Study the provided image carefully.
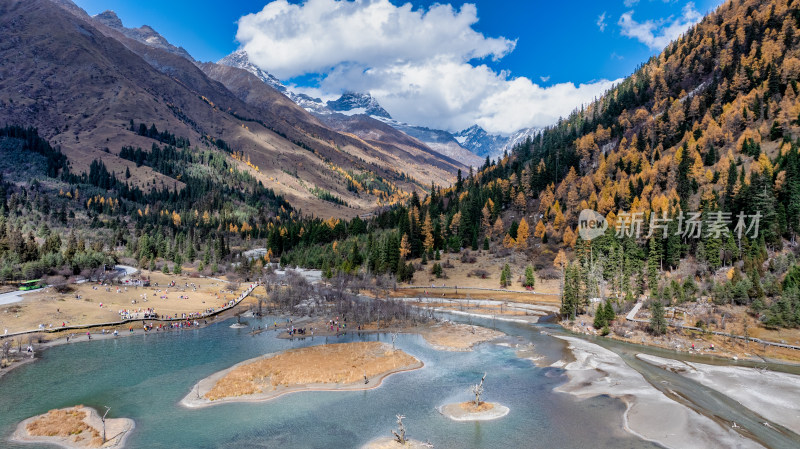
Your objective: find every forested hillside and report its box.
[0,0,467,222]
[0,123,378,282]
[6,0,800,333]
[282,0,800,329]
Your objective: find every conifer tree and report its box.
[649,300,667,335]
[523,265,535,288]
[516,218,530,249]
[647,237,662,289]
[500,263,511,288]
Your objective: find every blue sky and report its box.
[73,0,725,133]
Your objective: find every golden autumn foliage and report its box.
[498,0,800,249]
[534,220,547,239]
[516,218,530,249]
[492,217,504,238]
[502,233,516,249]
[562,226,577,248]
[422,214,434,252]
[399,234,411,259]
[553,250,568,270]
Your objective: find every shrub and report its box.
[460,251,477,264]
[469,269,489,279]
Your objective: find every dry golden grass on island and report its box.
[459,401,495,412]
[182,342,422,407]
[421,322,505,351]
[11,405,134,449]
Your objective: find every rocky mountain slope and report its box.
[217,50,487,166]
[93,10,195,62]
[0,0,470,218]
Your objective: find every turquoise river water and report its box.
[0,313,773,448]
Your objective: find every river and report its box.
[0,312,795,448]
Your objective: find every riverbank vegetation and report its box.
[5,1,800,365]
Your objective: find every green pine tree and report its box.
[649,300,667,335]
[500,263,511,287]
[647,237,662,290]
[604,299,616,322]
[523,265,535,288]
[593,304,606,329]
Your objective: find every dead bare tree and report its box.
[391,414,407,444]
[255,296,266,316]
[471,373,487,406]
[101,406,111,443]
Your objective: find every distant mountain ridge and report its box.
[92,10,195,62]
[1,0,476,219]
[216,50,529,164]
[327,92,391,118]
[218,50,286,93]
[452,125,539,159]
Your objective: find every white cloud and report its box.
[618,3,702,50]
[597,12,607,32]
[236,0,617,134]
[318,58,618,134]
[623,0,640,7]
[540,75,551,82]
[237,0,515,79]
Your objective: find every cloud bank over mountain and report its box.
[236,0,618,134]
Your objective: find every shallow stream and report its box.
[0,315,661,448]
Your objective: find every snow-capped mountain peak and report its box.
[218,50,287,93]
[452,125,541,160]
[453,125,507,159]
[326,92,391,119]
[215,49,536,165]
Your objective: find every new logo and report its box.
[577,209,607,241]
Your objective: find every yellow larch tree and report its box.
[399,234,411,260]
[422,214,434,252]
[481,205,492,238]
[502,233,516,249]
[516,218,530,250]
[492,217,504,238]
[553,250,568,271]
[534,220,547,239]
[514,191,526,211]
[450,211,462,236]
[562,226,577,248]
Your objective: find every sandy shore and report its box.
[554,336,762,449]
[0,270,249,335]
[362,437,433,448]
[0,290,255,380]
[438,401,509,421]
[181,342,422,408]
[420,322,504,351]
[10,405,134,448]
[637,353,800,435]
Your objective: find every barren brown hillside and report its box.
[0,0,464,218]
